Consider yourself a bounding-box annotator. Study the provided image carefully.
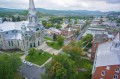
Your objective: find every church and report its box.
[0,0,45,51]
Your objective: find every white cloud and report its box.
[0,0,120,12]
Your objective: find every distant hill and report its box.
[0,8,119,16]
[36,8,104,16]
[0,8,24,12]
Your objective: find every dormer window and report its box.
[101,71,105,76]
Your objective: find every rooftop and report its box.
[95,33,120,67]
[0,21,29,32]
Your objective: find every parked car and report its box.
[27,62,33,66]
[22,60,27,64]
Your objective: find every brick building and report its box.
[92,33,120,79]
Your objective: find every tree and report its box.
[75,30,79,36]
[74,20,78,24]
[62,40,83,61]
[16,16,21,21]
[43,55,77,79]
[28,48,36,56]
[86,20,89,25]
[57,36,64,46]
[42,21,47,28]
[53,33,57,41]
[12,16,16,22]
[0,53,21,79]
[55,24,61,29]
[46,23,52,28]
[117,18,120,23]
[46,60,67,79]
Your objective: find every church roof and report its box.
[0,21,29,32]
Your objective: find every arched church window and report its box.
[36,28,39,31]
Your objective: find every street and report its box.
[76,25,90,41]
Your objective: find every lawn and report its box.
[46,42,62,50]
[44,36,52,41]
[26,51,52,66]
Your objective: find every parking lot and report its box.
[20,63,45,79]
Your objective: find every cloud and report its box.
[0,0,120,12]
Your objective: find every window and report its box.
[36,28,39,31]
[38,41,40,46]
[115,68,120,73]
[8,41,11,46]
[17,41,19,46]
[27,42,28,46]
[113,74,118,79]
[12,30,14,33]
[101,71,105,76]
[6,32,8,34]
[11,41,13,46]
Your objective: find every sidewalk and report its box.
[36,42,62,55]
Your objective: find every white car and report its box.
[22,60,27,64]
[27,62,33,66]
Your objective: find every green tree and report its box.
[74,20,78,24]
[0,53,21,79]
[28,48,36,56]
[16,16,21,21]
[46,23,52,28]
[53,33,57,41]
[62,40,83,61]
[42,21,47,27]
[57,36,64,46]
[43,55,77,79]
[12,16,16,22]
[75,30,79,36]
[55,24,61,29]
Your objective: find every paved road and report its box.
[75,25,90,41]
[20,64,45,79]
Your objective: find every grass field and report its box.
[46,42,62,50]
[26,51,52,66]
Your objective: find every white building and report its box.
[0,0,44,51]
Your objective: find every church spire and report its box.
[28,0,38,27]
[29,0,35,9]
[29,0,37,15]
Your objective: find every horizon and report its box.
[0,0,120,12]
[0,7,120,13]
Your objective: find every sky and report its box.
[0,0,120,12]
